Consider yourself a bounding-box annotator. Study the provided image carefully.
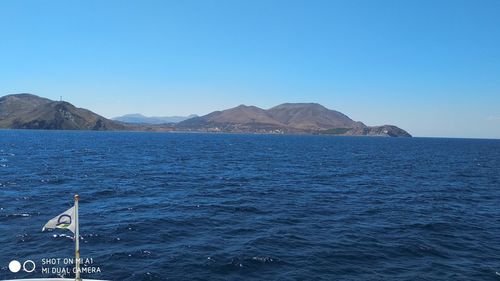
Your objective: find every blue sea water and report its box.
[0,130,499,281]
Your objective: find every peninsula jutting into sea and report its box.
[0,93,411,137]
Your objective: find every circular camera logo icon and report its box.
[8,259,36,273]
[8,260,21,273]
[23,260,36,273]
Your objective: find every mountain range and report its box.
[112,113,198,124]
[0,94,411,137]
[177,103,411,136]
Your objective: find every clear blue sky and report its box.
[1,0,499,138]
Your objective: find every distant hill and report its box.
[0,94,127,130]
[177,103,411,137]
[112,113,198,124]
[0,94,411,136]
[267,103,361,130]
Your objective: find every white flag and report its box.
[42,206,76,233]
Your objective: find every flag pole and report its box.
[74,194,82,281]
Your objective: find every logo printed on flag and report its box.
[57,214,72,228]
[42,206,76,233]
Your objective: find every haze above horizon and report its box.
[1,0,499,138]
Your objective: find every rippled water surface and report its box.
[1,130,499,281]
